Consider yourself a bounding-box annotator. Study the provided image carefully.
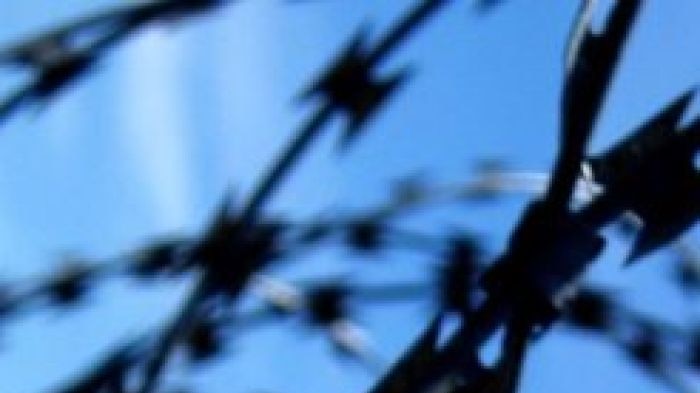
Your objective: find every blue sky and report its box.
[0,1,698,392]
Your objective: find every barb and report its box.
[549,0,642,209]
[298,0,448,150]
[0,0,232,123]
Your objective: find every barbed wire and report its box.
[0,1,697,393]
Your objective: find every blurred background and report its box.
[0,1,698,392]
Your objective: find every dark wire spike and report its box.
[587,89,695,187]
[184,316,226,362]
[191,206,287,296]
[585,90,700,263]
[341,68,411,149]
[0,0,230,124]
[624,326,664,371]
[0,40,107,123]
[0,0,227,67]
[562,288,613,331]
[549,0,643,209]
[437,236,481,315]
[300,25,412,150]
[46,261,96,306]
[306,283,349,326]
[345,216,387,252]
[627,129,700,263]
[299,0,449,150]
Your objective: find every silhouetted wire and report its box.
[0,0,236,123]
[2,1,697,392]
